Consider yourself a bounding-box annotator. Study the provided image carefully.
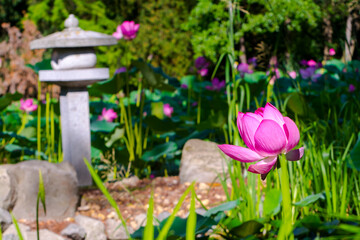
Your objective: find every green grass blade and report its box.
[10,212,24,240]
[83,158,131,239]
[38,170,46,214]
[0,224,2,240]
[340,164,348,215]
[186,185,196,240]
[156,182,194,240]
[37,170,46,240]
[143,190,154,240]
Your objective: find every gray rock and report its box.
[26,229,65,240]
[3,223,30,240]
[105,218,133,240]
[0,160,78,220]
[61,223,86,240]
[75,215,106,240]
[157,211,170,222]
[179,139,229,183]
[134,213,147,228]
[0,168,16,210]
[0,208,12,232]
[2,234,19,240]
[112,176,140,190]
[134,213,159,228]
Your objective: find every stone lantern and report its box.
[30,14,117,186]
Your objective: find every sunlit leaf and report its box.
[264,189,282,216]
[293,192,325,207]
[141,142,178,162]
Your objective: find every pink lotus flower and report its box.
[163,103,173,118]
[98,108,118,122]
[248,57,257,67]
[195,57,209,69]
[180,84,188,89]
[205,78,226,91]
[198,68,208,77]
[299,67,316,79]
[269,56,278,67]
[307,60,317,67]
[20,99,38,112]
[218,103,304,179]
[329,48,336,56]
[349,84,356,93]
[115,67,127,74]
[112,25,123,40]
[267,68,280,85]
[288,71,297,79]
[119,21,140,40]
[300,60,308,66]
[237,63,253,77]
[195,57,210,77]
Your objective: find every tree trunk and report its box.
[239,36,247,63]
[323,16,333,61]
[345,14,353,62]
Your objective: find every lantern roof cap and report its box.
[30,14,117,49]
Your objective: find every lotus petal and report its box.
[254,119,286,156]
[240,113,262,150]
[283,117,300,151]
[263,102,285,126]
[248,156,278,174]
[218,144,263,162]
[286,147,304,161]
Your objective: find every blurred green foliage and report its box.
[23,0,194,77]
[0,0,358,79]
[0,0,28,33]
[182,0,231,63]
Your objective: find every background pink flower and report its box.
[329,48,336,56]
[112,25,123,40]
[349,84,356,93]
[163,103,174,118]
[98,108,118,122]
[307,60,317,67]
[288,71,297,79]
[205,78,225,91]
[198,68,208,77]
[120,21,140,40]
[20,99,37,113]
[195,56,210,77]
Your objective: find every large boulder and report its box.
[0,160,78,220]
[0,208,12,232]
[179,139,229,183]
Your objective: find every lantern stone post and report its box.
[30,14,117,186]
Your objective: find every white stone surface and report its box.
[30,14,116,49]
[75,215,107,240]
[2,234,19,240]
[60,88,92,186]
[157,211,170,222]
[0,169,14,211]
[27,229,65,240]
[3,223,30,240]
[61,223,86,240]
[105,218,133,240]
[51,48,97,70]
[0,160,78,220]
[39,68,109,87]
[0,208,12,232]
[179,139,229,183]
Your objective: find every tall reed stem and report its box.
[278,154,293,239]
